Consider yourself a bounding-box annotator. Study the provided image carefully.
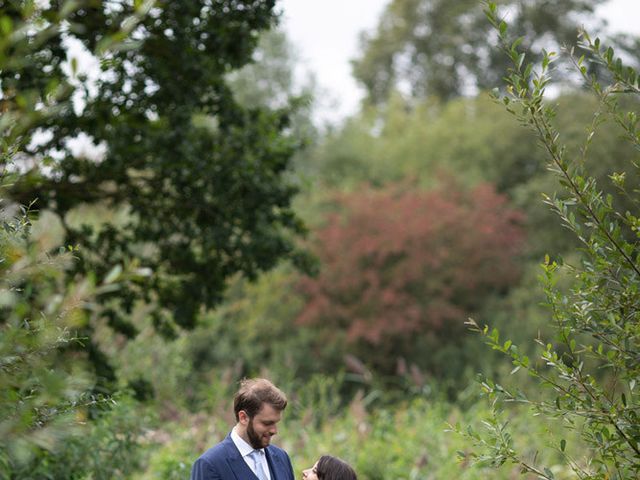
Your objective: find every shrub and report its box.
[297,181,525,375]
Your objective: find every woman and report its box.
[302,455,357,480]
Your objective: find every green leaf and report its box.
[0,15,13,35]
[511,36,524,51]
[605,46,614,62]
[104,264,123,284]
[499,20,507,36]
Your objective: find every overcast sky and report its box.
[279,0,640,125]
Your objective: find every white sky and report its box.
[279,0,640,125]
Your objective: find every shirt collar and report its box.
[231,426,263,458]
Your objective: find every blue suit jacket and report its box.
[190,434,295,480]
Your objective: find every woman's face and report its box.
[302,461,319,480]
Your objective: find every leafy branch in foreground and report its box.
[453,3,640,479]
[1,2,152,475]
[0,201,125,474]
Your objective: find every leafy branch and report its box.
[457,3,640,479]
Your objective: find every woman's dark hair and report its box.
[316,455,357,480]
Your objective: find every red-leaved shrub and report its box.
[297,182,525,346]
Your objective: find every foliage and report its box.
[304,396,583,480]
[297,181,525,375]
[0,204,87,474]
[309,89,638,265]
[138,374,583,480]
[227,27,317,145]
[0,201,145,476]
[0,3,151,476]
[351,0,632,104]
[309,93,544,190]
[310,88,638,190]
[185,266,317,383]
[9,394,144,480]
[111,323,193,406]
[459,3,640,479]
[1,0,310,355]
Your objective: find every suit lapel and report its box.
[265,447,283,480]
[223,435,260,480]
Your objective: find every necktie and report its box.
[250,450,268,480]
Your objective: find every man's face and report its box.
[240,403,282,449]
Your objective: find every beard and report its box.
[247,418,269,449]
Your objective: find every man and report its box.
[191,378,295,480]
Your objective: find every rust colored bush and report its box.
[297,182,526,346]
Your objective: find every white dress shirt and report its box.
[231,426,272,480]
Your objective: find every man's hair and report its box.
[317,455,357,480]
[233,378,288,421]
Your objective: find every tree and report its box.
[228,27,315,113]
[309,92,546,190]
[352,0,629,104]
[458,3,640,478]
[309,88,638,264]
[227,27,319,172]
[297,181,525,375]
[1,1,310,358]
